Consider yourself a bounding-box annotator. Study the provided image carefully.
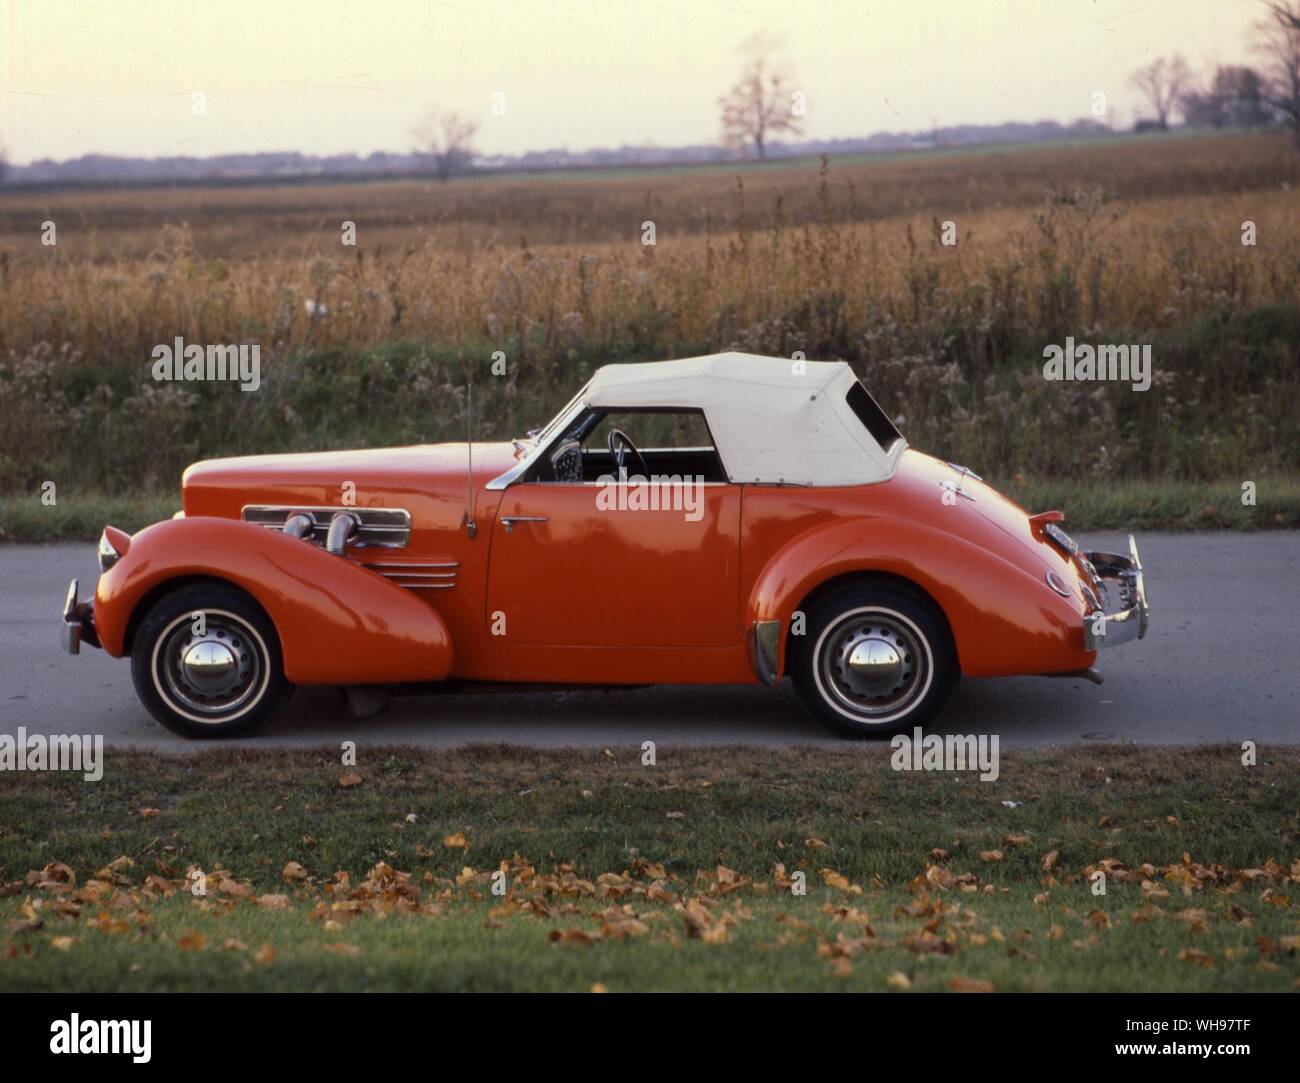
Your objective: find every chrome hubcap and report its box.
[847,637,903,688]
[818,610,928,719]
[155,612,264,718]
[181,640,239,694]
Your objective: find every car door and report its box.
[485,479,741,648]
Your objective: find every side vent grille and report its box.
[361,561,458,591]
[242,505,411,548]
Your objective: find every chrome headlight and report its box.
[97,530,120,573]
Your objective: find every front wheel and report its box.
[790,582,958,739]
[130,583,293,738]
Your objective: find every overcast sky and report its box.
[0,0,1264,164]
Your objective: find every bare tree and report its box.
[413,110,480,181]
[1183,66,1270,128]
[718,33,804,160]
[1257,1,1300,149]
[1129,54,1192,129]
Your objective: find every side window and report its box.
[585,411,716,452]
[532,409,728,482]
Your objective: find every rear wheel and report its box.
[791,582,958,739]
[130,583,293,738]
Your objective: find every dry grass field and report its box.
[2,129,1294,258]
[0,129,1297,509]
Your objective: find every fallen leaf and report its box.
[700,921,732,945]
[600,915,649,940]
[1141,880,1171,901]
[948,976,994,993]
[885,971,911,990]
[338,773,362,788]
[254,943,276,965]
[549,928,598,945]
[282,861,308,882]
[323,943,361,957]
[87,911,128,935]
[443,833,469,851]
[7,919,42,934]
[177,931,206,952]
[256,894,291,910]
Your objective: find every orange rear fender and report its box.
[94,517,453,685]
[747,517,1091,678]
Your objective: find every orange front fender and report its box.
[747,517,1092,678]
[94,517,453,685]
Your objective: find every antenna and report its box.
[464,380,477,539]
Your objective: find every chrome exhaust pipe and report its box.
[325,510,360,555]
[283,513,314,540]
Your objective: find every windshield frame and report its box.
[485,385,591,491]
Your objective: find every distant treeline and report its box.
[1,118,1121,189]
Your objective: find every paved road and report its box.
[2,534,1296,748]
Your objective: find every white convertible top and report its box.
[583,352,906,486]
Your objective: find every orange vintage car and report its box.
[61,353,1148,739]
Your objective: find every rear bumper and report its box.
[1081,535,1148,651]
[61,578,100,654]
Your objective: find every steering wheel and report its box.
[606,428,650,478]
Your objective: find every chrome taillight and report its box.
[1043,522,1079,556]
[1044,570,1072,598]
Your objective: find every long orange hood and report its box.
[182,441,519,519]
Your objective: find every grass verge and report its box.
[1,744,1296,992]
[1000,475,1300,532]
[0,491,178,544]
[3,476,1297,544]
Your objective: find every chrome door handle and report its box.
[501,516,547,534]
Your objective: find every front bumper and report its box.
[61,578,100,654]
[1080,535,1148,651]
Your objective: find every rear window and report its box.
[846,382,903,452]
